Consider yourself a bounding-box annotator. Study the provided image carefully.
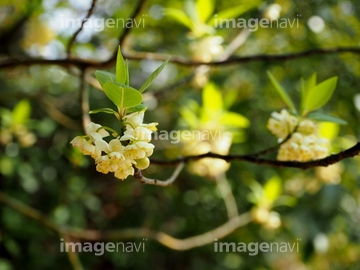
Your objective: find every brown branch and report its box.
[134,162,185,186]
[79,69,90,132]
[150,142,360,170]
[66,0,98,57]
[0,191,252,251]
[1,47,360,70]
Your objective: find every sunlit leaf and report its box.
[319,121,340,141]
[208,1,261,26]
[303,76,338,114]
[103,82,142,109]
[12,100,31,125]
[220,112,250,128]
[196,0,214,23]
[116,46,126,85]
[267,71,297,112]
[263,175,282,204]
[139,57,170,93]
[95,70,116,88]
[164,8,194,30]
[179,105,199,129]
[202,83,223,112]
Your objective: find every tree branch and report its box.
[150,142,360,169]
[1,47,360,70]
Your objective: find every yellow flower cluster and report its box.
[267,109,329,161]
[71,111,157,180]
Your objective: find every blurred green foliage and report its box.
[1,0,360,269]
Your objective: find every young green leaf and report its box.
[267,71,297,112]
[307,112,347,125]
[95,70,116,88]
[12,99,31,125]
[301,73,317,112]
[89,108,120,119]
[303,76,338,115]
[138,57,170,93]
[103,82,142,109]
[116,46,126,84]
[125,59,129,85]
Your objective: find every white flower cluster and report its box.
[189,36,224,63]
[267,109,329,162]
[71,111,157,180]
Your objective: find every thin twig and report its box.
[215,172,238,219]
[216,28,251,61]
[62,234,84,270]
[66,0,98,57]
[41,96,79,130]
[150,142,360,170]
[134,162,185,186]
[79,69,90,132]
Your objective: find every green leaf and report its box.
[126,104,147,113]
[220,112,250,128]
[303,76,338,114]
[263,175,282,204]
[196,0,214,23]
[164,8,194,30]
[202,83,223,112]
[139,57,170,93]
[89,108,120,119]
[208,1,261,26]
[301,73,317,112]
[307,112,347,125]
[103,82,142,109]
[125,59,129,85]
[116,46,126,84]
[185,0,199,24]
[95,70,116,88]
[12,99,31,125]
[267,71,297,112]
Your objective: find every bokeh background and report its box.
[1,0,360,269]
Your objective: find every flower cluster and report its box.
[267,109,329,162]
[189,36,224,63]
[71,111,157,180]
